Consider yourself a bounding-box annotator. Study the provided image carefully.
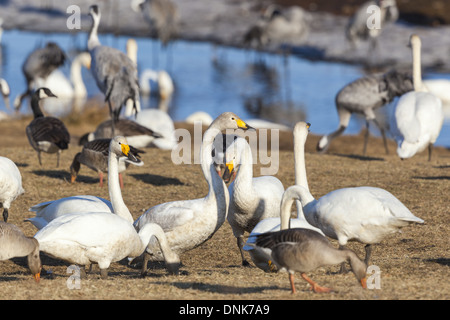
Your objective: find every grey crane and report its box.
[14,42,66,111]
[25,88,71,167]
[316,69,413,155]
[88,5,141,129]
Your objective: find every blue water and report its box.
[1,29,449,147]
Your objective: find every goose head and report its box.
[27,238,41,283]
[36,87,57,100]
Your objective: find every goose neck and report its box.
[30,95,44,119]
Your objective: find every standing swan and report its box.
[222,136,285,266]
[243,122,324,271]
[33,137,180,278]
[133,112,254,273]
[390,34,443,161]
[26,88,71,167]
[0,156,25,222]
[0,221,41,282]
[290,122,424,267]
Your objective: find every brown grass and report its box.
[0,106,449,301]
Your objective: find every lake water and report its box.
[1,29,449,148]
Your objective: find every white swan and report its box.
[422,78,450,119]
[287,121,424,267]
[391,34,443,161]
[243,122,324,271]
[35,52,91,117]
[33,136,180,278]
[223,136,285,266]
[0,156,25,222]
[133,112,253,273]
[0,221,41,282]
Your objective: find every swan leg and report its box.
[2,208,8,222]
[80,266,88,279]
[141,252,150,277]
[237,236,250,266]
[428,143,433,161]
[364,244,372,266]
[100,268,108,279]
[301,273,333,293]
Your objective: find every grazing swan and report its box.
[33,136,180,278]
[25,88,71,167]
[0,157,24,222]
[0,221,41,282]
[88,5,140,123]
[317,69,413,155]
[70,138,144,188]
[291,121,424,267]
[27,137,142,230]
[244,122,324,271]
[391,34,443,161]
[223,136,285,266]
[250,225,367,293]
[133,112,253,273]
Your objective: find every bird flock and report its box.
[0,0,446,296]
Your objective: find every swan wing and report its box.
[135,202,196,232]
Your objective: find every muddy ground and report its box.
[0,103,448,302]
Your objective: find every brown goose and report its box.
[25,88,70,167]
[70,138,144,188]
[0,221,41,282]
[253,227,367,294]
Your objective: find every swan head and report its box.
[396,141,419,160]
[222,137,248,183]
[409,34,421,49]
[210,112,255,132]
[111,136,140,164]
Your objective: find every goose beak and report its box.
[33,272,40,283]
[70,174,76,183]
[360,277,367,289]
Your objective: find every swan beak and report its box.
[121,143,131,157]
[235,118,254,131]
[222,161,234,183]
[360,277,367,289]
[33,272,40,283]
[306,122,311,132]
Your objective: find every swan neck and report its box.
[294,131,309,191]
[281,186,314,230]
[233,141,253,189]
[412,39,423,92]
[70,57,87,97]
[201,128,225,203]
[138,223,180,263]
[108,150,134,223]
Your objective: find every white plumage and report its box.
[0,156,25,222]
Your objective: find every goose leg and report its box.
[99,172,104,187]
[372,118,389,154]
[237,236,250,266]
[56,150,61,168]
[289,273,296,294]
[363,120,370,156]
[301,273,333,293]
[119,173,124,189]
[37,151,42,166]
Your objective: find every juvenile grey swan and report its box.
[0,221,41,282]
[317,69,413,155]
[26,88,71,167]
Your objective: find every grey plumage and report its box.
[0,221,41,282]
[14,42,66,110]
[88,5,140,122]
[26,88,71,167]
[88,119,161,142]
[253,228,367,293]
[317,69,413,154]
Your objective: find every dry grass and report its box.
[0,107,449,301]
